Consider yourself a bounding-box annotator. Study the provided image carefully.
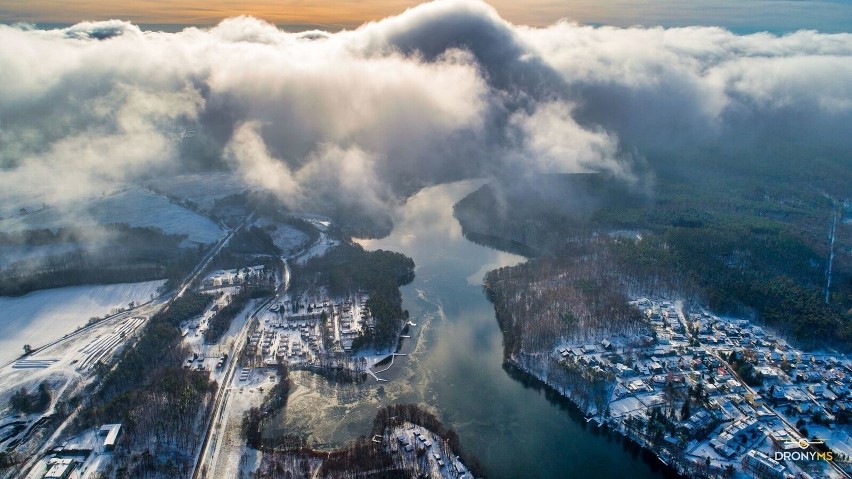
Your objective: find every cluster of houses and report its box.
[554,298,851,479]
[248,291,375,366]
[247,323,320,365]
[202,265,268,288]
[36,424,123,479]
[389,423,471,478]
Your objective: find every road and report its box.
[192,259,291,479]
[6,215,249,371]
[15,217,251,479]
[673,302,850,478]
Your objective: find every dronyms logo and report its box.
[774,438,833,462]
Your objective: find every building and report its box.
[99,423,122,451]
[43,458,74,479]
[741,450,787,479]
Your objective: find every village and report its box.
[184,264,379,372]
[554,298,852,479]
[384,422,473,479]
[252,288,374,363]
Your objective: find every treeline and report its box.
[0,224,204,296]
[484,245,649,358]
[226,225,282,256]
[204,285,274,344]
[292,243,414,296]
[242,362,292,450]
[76,291,216,477]
[293,243,415,350]
[0,227,94,246]
[8,383,51,414]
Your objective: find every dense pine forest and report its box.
[457,168,852,351]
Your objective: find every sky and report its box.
[0,0,851,223]
[2,0,852,33]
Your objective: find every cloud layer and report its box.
[1,0,850,220]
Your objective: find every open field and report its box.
[0,280,165,364]
[151,172,251,209]
[0,187,224,244]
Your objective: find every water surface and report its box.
[279,180,677,478]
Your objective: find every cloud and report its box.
[0,0,850,222]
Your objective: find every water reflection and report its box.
[276,180,676,479]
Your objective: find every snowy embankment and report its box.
[0,187,225,244]
[0,280,165,364]
[507,353,599,417]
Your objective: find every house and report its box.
[627,379,649,393]
[808,384,826,396]
[99,423,122,451]
[745,393,764,408]
[725,379,744,393]
[829,381,848,397]
[680,410,713,438]
[742,450,787,479]
[43,458,74,479]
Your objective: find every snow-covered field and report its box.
[150,172,251,209]
[0,280,165,365]
[253,218,308,255]
[0,187,225,244]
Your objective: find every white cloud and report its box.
[0,0,849,220]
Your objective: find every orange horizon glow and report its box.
[0,0,590,28]
[3,0,849,34]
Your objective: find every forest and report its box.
[458,170,852,351]
[484,243,651,358]
[0,224,205,296]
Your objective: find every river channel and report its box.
[276,180,677,478]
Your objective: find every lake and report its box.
[277,180,680,478]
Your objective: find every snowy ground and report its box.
[289,213,333,232]
[149,172,251,210]
[0,187,225,244]
[293,232,339,265]
[208,370,276,479]
[0,280,165,365]
[253,218,308,255]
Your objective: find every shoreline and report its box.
[502,356,690,479]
